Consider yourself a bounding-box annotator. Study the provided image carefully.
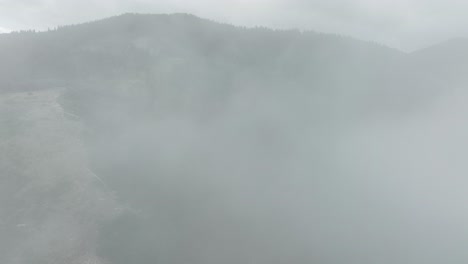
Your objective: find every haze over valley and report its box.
[2,11,468,264]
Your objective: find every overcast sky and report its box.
[1,0,468,51]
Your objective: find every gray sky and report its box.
[1,0,468,51]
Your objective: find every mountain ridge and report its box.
[3,13,466,55]
[0,12,404,94]
[0,13,401,53]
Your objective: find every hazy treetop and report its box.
[2,0,468,51]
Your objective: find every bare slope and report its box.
[0,89,117,264]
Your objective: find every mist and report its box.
[2,5,468,264]
[5,0,468,50]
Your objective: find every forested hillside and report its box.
[2,13,468,264]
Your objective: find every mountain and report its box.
[2,13,468,264]
[409,38,468,84]
[2,13,461,118]
[0,13,413,124]
[0,13,401,90]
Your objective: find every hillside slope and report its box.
[3,13,468,264]
[0,89,117,263]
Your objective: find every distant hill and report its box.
[0,13,421,123]
[0,13,402,92]
[2,13,464,116]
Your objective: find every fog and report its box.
[2,5,468,264]
[5,0,468,50]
